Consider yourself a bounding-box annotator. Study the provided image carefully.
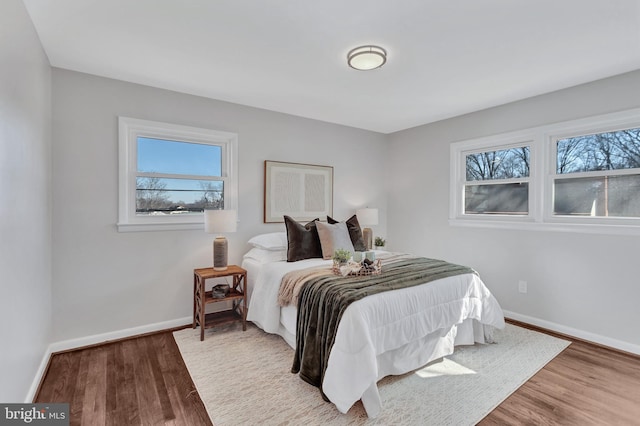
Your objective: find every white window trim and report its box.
[118,117,238,232]
[450,130,538,224]
[450,108,640,236]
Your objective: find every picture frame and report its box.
[264,160,333,223]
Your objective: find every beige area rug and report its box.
[174,323,570,425]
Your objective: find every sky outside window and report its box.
[136,137,222,206]
[137,137,221,176]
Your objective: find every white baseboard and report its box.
[503,310,640,356]
[25,346,55,403]
[25,316,191,403]
[47,316,192,354]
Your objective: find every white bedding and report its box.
[244,253,505,418]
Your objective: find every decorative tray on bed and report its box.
[332,259,382,276]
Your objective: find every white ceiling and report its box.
[22,0,640,134]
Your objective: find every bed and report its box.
[243,225,505,418]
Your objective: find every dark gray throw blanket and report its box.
[291,257,477,396]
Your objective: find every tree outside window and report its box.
[464,146,530,215]
[554,128,640,218]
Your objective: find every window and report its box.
[118,117,238,232]
[464,146,530,215]
[450,131,536,224]
[552,128,640,219]
[450,108,640,234]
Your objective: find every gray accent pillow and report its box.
[327,214,366,251]
[316,221,355,260]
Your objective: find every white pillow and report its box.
[243,248,287,263]
[315,221,355,260]
[248,232,288,251]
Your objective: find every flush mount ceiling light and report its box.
[347,45,387,71]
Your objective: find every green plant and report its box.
[333,248,351,263]
[374,237,386,247]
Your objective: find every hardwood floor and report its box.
[36,322,640,425]
[480,321,640,425]
[35,331,211,426]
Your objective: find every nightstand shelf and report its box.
[202,289,245,304]
[202,310,243,328]
[193,265,247,341]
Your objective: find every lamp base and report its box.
[362,227,373,251]
[213,236,228,270]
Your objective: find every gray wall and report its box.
[51,69,388,342]
[388,70,640,351]
[0,0,52,401]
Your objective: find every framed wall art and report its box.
[264,160,333,223]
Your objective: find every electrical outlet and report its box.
[518,280,528,294]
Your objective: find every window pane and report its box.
[553,174,640,218]
[556,127,640,174]
[137,137,222,176]
[465,183,528,215]
[466,147,530,181]
[136,177,223,215]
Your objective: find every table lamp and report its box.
[204,209,237,270]
[356,208,378,250]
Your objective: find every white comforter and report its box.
[245,255,505,418]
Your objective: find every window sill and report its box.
[449,218,640,236]
[117,222,204,232]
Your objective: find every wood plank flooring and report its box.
[35,331,211,426]
[480,321,640,425]
[36,321,640,425]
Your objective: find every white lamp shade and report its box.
[204,209,237,234]
[356,208,379,226]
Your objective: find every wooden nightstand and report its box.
[193,265,247,341]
